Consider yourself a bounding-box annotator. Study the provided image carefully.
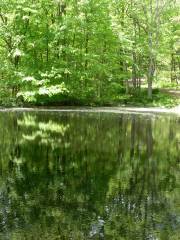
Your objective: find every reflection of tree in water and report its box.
[0,112,179,239]
[105,116,180,240]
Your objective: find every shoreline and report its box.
[0,106,180,115]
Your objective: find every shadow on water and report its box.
[0,111,179,239]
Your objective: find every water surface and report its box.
[0,111,179,239]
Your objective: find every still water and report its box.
[0,111,179,240]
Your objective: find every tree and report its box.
[0,0,179,105]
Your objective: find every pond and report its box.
[0,111,179,239]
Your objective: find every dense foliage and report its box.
[0,0,179,106]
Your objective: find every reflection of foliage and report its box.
[0,112,179,239]
[17,114,69,147]
[104,116,180,240]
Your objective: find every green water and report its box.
[0,111,179,240]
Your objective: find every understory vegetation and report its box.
[0,0,179,107]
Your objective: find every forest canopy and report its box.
[0,0,179,106]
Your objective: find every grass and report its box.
[154,80,180,90]
[114,88,180,108]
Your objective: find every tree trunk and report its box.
[147,28,154,99]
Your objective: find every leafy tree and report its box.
[0,0,179,105]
